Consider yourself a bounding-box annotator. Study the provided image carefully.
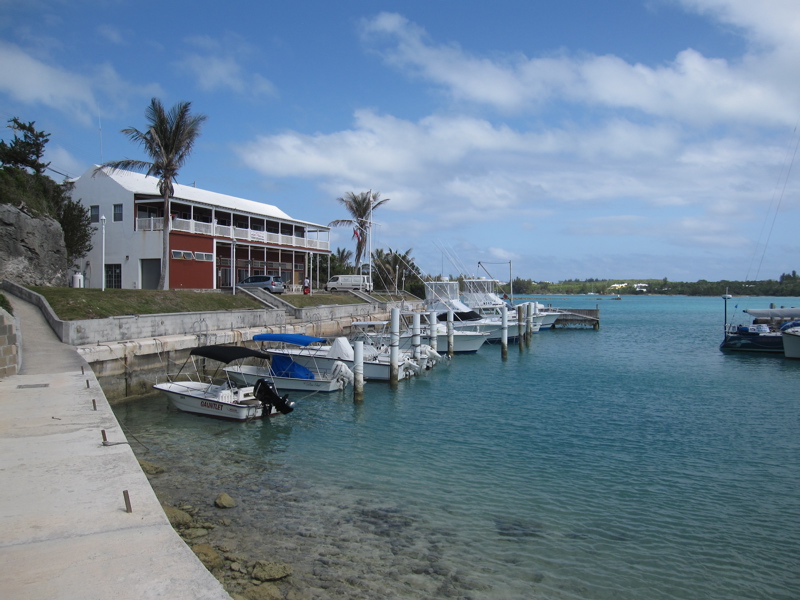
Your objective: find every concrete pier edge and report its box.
[0,291,232,600]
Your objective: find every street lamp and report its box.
[100,215,106,292]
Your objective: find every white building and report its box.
[70,167,330,290]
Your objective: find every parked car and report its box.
[237,275,285,294]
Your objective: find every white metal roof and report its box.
[91,167,328,230]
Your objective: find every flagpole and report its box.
[368,190,373,289]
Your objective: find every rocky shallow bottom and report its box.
[135,455,492,600]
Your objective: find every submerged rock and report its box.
[215,492,237,508]
[242,582,282,600]
[162,504,192,527]
[192,543,225,571]
[137,459,165,475]
[252,560,292,582]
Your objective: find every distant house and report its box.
[634,283,649,292]
[609,283,628,290]
[70,167,330,290]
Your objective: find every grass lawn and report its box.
[26,287,368,320]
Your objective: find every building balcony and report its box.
[136,217,330,252]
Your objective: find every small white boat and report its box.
[783,326,800,358]
[153,345,295,420]
[224,333,354,393]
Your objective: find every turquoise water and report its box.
[115,295,800,599]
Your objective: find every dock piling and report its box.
[353,340,364,402]
[390,308,399,384]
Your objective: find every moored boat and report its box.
[262,332,426,381]
[153,345,294,420]
[782,326,800,358]
[719,295,800,353]
[224,333,353,393]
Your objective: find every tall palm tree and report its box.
[96,98,207,290]
[329,191,389,269]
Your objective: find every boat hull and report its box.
[225,364,345,393]
[782,328,800,358]
[273,350,416,381]
[719,332,784,353]
[154,382,266,420]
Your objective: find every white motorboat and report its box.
[153,345,295,420]
[359,315,489,354]
[260,332,429,381]
[424,279,541,341]
[224,333,354,393]
[783,325,800,358]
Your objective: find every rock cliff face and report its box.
[0,203,70,286]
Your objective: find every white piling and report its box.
[390,307,400,384]
[412,312,421,363]
[354,340,364,402]
[525,302,533,344]
[501,304,508,360]
[447,310,455,358]
[429,310,439,354]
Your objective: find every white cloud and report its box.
[360,9,799,126]
[0,41,161,125]
[0,41,96,125]
[97,24,124,45]
[176,35,277,98]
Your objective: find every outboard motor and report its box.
[253,378,294,415]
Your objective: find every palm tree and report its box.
[328,246,354,278]
[329,191,390,270]
[96,98,207,290]
[373,247,418,293]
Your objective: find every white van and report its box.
[325,274,373,292]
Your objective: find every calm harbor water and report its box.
[114,295,800,599]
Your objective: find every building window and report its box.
[113,204,123,222]
[90,205,99,223]
[105,264,122,289]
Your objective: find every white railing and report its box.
[136,217,165,231]
[138,217,329,251]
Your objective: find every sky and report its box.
[2,0,800,283]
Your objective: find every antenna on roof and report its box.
[97,108,103,163]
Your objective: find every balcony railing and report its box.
[154,217,329,251]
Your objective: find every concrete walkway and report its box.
[0,294,231,600]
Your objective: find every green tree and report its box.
[0,118,93,262]
[373,247,418,293]
[97,98,207,290]
[328,247,354,278]
[329,191,390,269]
[0,118,50,175]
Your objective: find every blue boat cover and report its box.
[272,354,315,379]
[253,333,326,346]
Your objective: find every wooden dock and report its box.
[551,308,600,329]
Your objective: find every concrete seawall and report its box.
[0,293,232,600]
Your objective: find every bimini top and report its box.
[189,345,272,363]
[252,333,326,346]
[745,308,800,320]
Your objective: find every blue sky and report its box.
[2,0,799,283]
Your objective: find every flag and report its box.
[353,227,360,241]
